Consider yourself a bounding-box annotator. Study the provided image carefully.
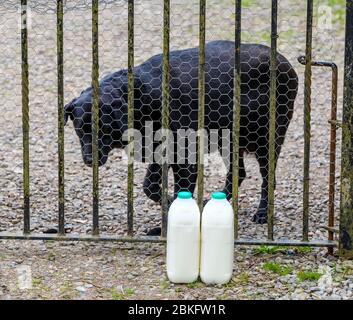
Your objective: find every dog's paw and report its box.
[146,227,161,236]
[43,224,73,234]
[252,208,268,224]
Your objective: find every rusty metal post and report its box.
[302,0,313,242]
[127,0,135,236]
[197,0,206,210]
[267,0,278,241]
[21,0,30,234]
[57,0,65,235]
[339,0,353,258]
[161,0,170,238]
[92,0,99,235]
[232,0,241,240]
[328,63,338,255]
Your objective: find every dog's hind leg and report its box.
[252,150,270,224]
[252,105,292,224]
[222,149,246,201]
[143,163,163,203]
[252,144,281,224]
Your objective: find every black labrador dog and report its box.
[65,40,298,228]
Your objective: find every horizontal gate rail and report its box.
[0,232,337,247]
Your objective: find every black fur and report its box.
[65,40,298,226]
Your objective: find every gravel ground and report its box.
[1,241,352,300]
[0,0,351,300]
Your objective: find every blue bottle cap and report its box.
[211,192,227,200]
[177,191,192,199]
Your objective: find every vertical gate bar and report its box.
[232,0,241,240]
[57,0,65,235]
[267,0,278,241]
[302,0,313,242]
[339,0,353,258]
[161,0,170,238]
[21,0,30,234]
[197,0,206,210]
[127,0,135,236]
[328,63,338,255]
[92,0,99,235]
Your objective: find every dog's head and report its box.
[65,86,128,167]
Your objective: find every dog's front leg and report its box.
[143,163,163,203]
[171,164,197,199]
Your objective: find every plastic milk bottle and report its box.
[200,192,234,284]
[166,191,201,283]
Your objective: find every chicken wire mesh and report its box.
[0,0,345,245]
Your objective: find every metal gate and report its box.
[0,0,352,258]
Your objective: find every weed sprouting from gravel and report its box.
[110,287,135,300]
[186,281,204,289]
[32,278,42,287]
[327,0,346,24]
[294,247,312,254]
[263,262,293,276]
[160,280,169,290]
[253,246,312,255]
[217,293,230,300]
[174,287,183,293]
[253,246,284,255]
[47,252,56,261]
[59,281,78,300]
[297,271,322,282]
[225,272,250,287]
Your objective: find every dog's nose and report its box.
[84,155,93,166]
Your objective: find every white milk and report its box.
[166,191,200,283]
[200,192,234,284]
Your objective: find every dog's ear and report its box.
[64,101,74,125]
